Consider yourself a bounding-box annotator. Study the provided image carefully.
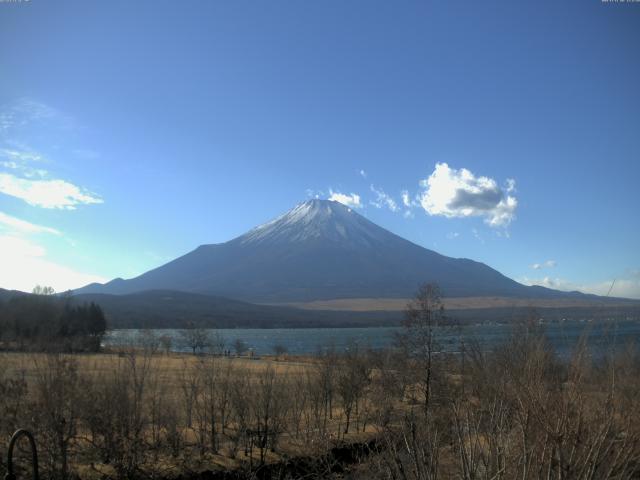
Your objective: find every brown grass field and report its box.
[3,324,640,479]
[268,296,640,311]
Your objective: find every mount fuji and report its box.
[74,199,587,303]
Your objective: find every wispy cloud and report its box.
[72,148,100,160]
[531,260,557,270]
[0,146,49,179]
[0,99,103,209]
[0,211,61,235]
[0,147,45,163]
[369,185,398,212]
[418,163,517,227]
[305,188,324,199]
[401,190,411,207]
[0,98,71,133]
[328,189,362,208]
[359,169,367,178]
[472,228,485,244]
[0,172,103,209]
[399,189,420,218]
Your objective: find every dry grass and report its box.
[0,349,377,479]
[1,351,313,381]
[266,296,638,311]
[3,329,640,480]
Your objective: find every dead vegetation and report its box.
[1,288,640,479]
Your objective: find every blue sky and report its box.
[0,0,639,298]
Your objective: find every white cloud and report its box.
[305,188,323,199]
[518,275,640,300]
[328,189,362,208]
[0,98,68,134]
[0,212,60,235]
[418,163,518,227]
[0,148,44,163]
[359,169,367,178]
[401,190,411,207]
[399,189,419,218]
[446,232,460,239]
[472,228,485,244]
[0,146,49,178]
[531,260,557,270]
[0,173,102,209]
[0,100,103,210]
[0,235,106,292]
[370,185,398,212]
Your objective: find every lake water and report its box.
[104,320,640,357]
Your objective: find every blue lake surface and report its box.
[104,320,640,357]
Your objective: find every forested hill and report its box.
[0,290,106,351]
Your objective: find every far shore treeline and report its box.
[0,286,106,352]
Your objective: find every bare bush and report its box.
[336,343,371,436]
[80,351,153,479]
[31,355,83,480]
[0,356,28,471]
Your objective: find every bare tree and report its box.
[228,368,251,458]
[211,329,226,355]
[180,327,212,355]
[137,329,160,354]
[32,355,82,480]
[272,344,288,359]
[158,334,173,355]
[0,356,28,471]
[233,338,248,356]
[316,344,337,428]
[192,355,231,455]
[80,351,153,479]
[335,343,371,435]
[288,372,308,440]
[399,283,444,416]
[32,285,55,296]
[249,365,290,464]
[179,360,200,429]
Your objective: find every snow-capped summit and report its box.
[238,199,389,247]
[74,199,581,302]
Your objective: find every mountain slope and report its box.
[75,199,590,302]
[72,290,399,328]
